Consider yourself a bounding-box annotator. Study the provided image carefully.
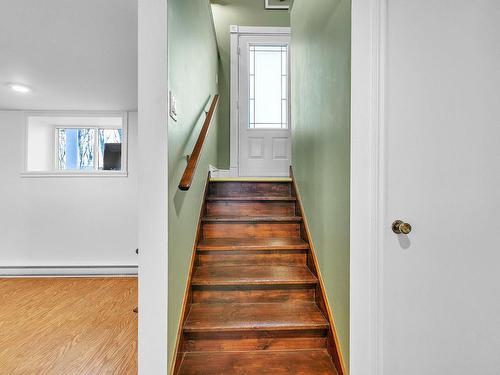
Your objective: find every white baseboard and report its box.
[210,166,238,178]
[0,265,138,277]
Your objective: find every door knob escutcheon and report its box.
[392,220,412,234]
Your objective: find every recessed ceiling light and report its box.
[9,83,31,93]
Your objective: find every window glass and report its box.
[56,128,95,171]
[249,44,288,129]
[98,129,122,170]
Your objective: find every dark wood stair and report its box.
[197,237,310,251]
[185,302,328,333]
[178,350,338,375]
[174,178,345,374]
[192,265,318,286]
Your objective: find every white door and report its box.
[238,34,291,177]
[378,1,500,374]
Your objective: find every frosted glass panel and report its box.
[249,44,288,129]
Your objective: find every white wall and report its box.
[138,0,168,373]
[0,110,138,274]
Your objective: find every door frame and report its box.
[229,25,291,177]
[350,0,386,374]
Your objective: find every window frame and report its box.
[22,111,128,178]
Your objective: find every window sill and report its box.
[20,171,128,178]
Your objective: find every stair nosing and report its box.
[191,279,318,286]
[202,216,302,223]
[183,324,328,333]
[206,196,297,201]
[197,240,310,251]
[209,177,292,182]
[197,248,309,252]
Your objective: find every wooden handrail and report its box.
[178,94,220,191]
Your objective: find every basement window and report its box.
[23,113,128,177]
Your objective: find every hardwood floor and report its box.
[0,277,137,375]
[173,177,345,374]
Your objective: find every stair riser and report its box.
[182,329,327,352]
[203,223,301,239]
[192,285,315,304]
[206,201,296,217]
[197,250,307,266]
[209,182,291,197]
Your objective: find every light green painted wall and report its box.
[210,0,290,168]
[291,0,351,369]
[167,0,219,370]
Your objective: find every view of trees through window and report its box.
[56,128,122,171]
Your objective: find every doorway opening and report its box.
[230,26,291,177]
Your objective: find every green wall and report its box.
[291,0,351,369]
[210,0,290,168]
[167,0,219,370]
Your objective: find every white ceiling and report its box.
[0,0,137,111]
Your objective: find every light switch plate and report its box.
[169,90,178,121]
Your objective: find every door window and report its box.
[248,44,288,129]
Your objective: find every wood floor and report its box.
[173,177,345,374]
[0,277,137,375]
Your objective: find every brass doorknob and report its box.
[392,220,412,234]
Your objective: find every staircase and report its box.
[174,176,344,375]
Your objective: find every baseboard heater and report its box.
[0,265,138,277]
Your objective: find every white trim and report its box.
[230,28,239,174]
[20,171,128,178]
[350,0,385,374]
[229,25,292,177]
[0,265,138,276]
[22,110,131,120]
[265,0,291,10]
[230,25,291,35]
[210,168,238,178]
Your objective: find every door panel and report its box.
[272,137,288,160]
[238,34,291,177]
[382,1,500,374]
[248,137,264,159]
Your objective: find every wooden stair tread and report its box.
[184,302,328,332]
[192,265,317,286]
[178,350,338,375]
[202,216,302,223]
[197,238,310,251]
[206,196,297,201]
[173,179,344,375]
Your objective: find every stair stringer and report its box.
[290,166,347,375]
[171,172,211,375]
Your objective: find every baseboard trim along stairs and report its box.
[172,168,346,374]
